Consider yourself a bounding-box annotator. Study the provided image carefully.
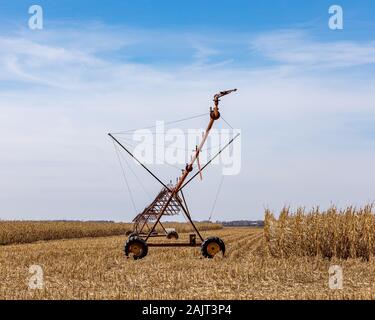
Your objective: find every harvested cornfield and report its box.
[0,221,132,245]
[264,205,375,260]
[0,228,265,299]
[0,221,222,245]
[3,226,375,300]
[161,221,222,233]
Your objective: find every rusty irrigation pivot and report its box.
[108,89,239,259]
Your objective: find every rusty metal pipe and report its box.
[145,89,237,241]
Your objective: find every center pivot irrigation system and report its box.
[108,89,239,259]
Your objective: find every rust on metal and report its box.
[109,89,237,252]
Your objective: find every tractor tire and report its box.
[201,236,225,258]
[166,230,179,240]
[127,232,139,239]
[124,236,148,260]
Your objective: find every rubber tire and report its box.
[127,232,139,239]
[201,236,225,258]
[166,231,179,240]
[124,236,148,260]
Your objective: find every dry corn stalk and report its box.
[0,221,222,245]
[264,205,375,260]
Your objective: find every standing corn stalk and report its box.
[264,204,375,260]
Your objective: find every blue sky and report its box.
[0,1,375,221]
[0,1,374,69]
[1,1,374,32]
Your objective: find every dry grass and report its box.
[0,221,222,245]
[2,210,375,300]
[265,205,375,260]
[0,227,264,299]
[160,221,222,233]
[1,226,375,299]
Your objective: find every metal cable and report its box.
[112,140,138,215]
[221,115,233,129]
[110,112,209,134]
[117,147,152,198]
[208,175,225,222]
[116,132,227,153]
[115,137,182,171]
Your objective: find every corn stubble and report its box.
[1,223,375,299]
[2,210,375,300]
[0,221,222,245]
[265,205,375,260]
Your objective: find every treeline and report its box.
[216,220,264,227]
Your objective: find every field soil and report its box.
[1,227,375,299]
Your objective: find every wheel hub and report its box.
[207,242,221,256]
[129,244,142,256]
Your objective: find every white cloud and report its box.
[251,29,375,68]
[0,26,375,220]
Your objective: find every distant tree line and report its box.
[215,220,265,227]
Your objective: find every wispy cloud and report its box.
[251,29,375,68]
[0,25,375,220]
[2,27,375,91]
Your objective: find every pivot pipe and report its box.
[145,89,237,241]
